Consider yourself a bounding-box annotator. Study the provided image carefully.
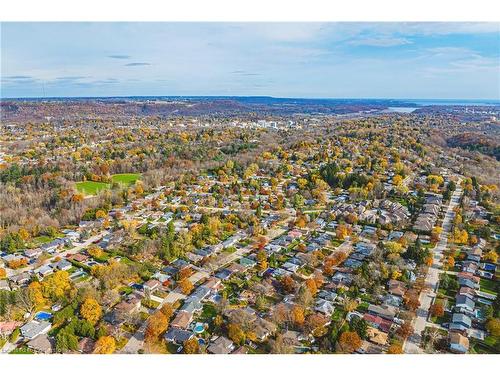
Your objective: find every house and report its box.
[367,304,398,321]
[363,313,393,333]
[387,279,406,297]
[456,287,476,300]
[451,313,472,330]
[20,320,52,340]
[458,277,479,289]
[54,259,72,271]
[207,336,235,354]
[144,279,161,293]
[0,321,22,336]
[315,299,335,315]
[10,272,30,286]
[35,265,54,278]
[68,253,88,263]
[282,330,306,348]
[366,326,388,346]
[24,248,43,258]
[104,297,141,325]
[455,295,475,312]
[449,332,469,354]
[78,337,96,354]
[26,334,54,354]
[170,311,193,330]
[164,328,194,345]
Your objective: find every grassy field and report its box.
[76,173,141,196]
[75,181,111,195]
[111,173,141,185]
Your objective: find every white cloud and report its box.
[348,36,411,47]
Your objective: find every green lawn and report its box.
[76,173,141,196]
[76,181,111,195]
[480,278,498,295]
[111,173,141,185]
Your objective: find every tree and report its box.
[338,331,361,353]
[483,250,498,264]
[179,278,194,295]
[228,323,245,345]
[87,246,104,258]
[256,250,268,272]
[145,311,170,343]
[291,305,305,326]
[429,303,444,318]
[445,256,455,270]
[387,344,403,354]
[397,322,414,339]
[349,316,368,339]
[55,327,78,353]
[93,336,116,354]
[305,279,318,296]
[404,292,421,312]
[80,298,102,325]
[27,281,46,307]
[486,318,500,337]
[183,337,200,354]
[42,271,73,301]
[281,275,296,293]
[0,268,6,279]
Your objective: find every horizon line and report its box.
[1,95,499,102]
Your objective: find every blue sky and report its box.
[1,22,499,99]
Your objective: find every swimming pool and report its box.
[193,323,205,334]
[35,311,53,320]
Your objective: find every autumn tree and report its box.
[27,281,46,307]
[80,298,102,325]
[397,322,414,339]
[338,331,362,353]
[387,344,403,354]
[145,310,170,343]
[93,336,116,354]
[281,275,296,293]
[42,271,73,301]
[305,278,318,296]
[183,337,200,354]
[291,305,305,327]
[228,323,245,345]
[256,250,268,272]
[179,278,194,295]
[429,303,444,318]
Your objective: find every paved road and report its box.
[404,182,463,354]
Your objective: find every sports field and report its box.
[76,173,141,196]
[75,181,111,195]
[111,173,141,185]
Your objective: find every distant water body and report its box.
[408,99,499,106]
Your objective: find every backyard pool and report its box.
[193,323,205,334]
[35,311,53,321]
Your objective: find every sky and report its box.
[1,22,499,99]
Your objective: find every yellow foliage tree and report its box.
[93,336,116,354]
[80,298,102,325]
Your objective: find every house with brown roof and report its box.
[170,311,193,330]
